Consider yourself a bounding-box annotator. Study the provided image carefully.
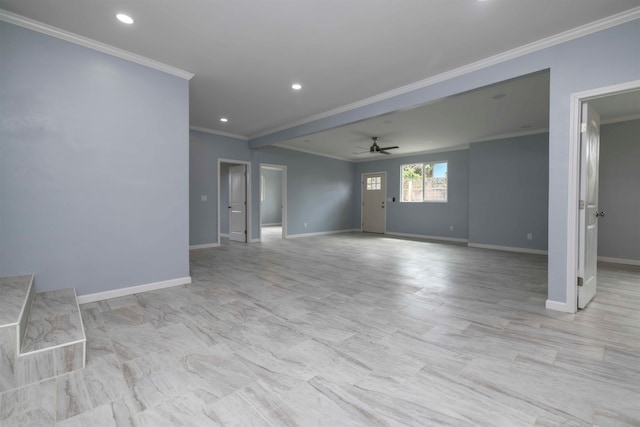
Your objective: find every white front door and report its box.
[228,165,247,242]
[577,103,601,309]
[362,173,386,234]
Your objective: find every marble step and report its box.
[0,274,34,330]
[0,278,86,393]
[20,288,86,355]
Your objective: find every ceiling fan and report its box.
[354,137,399,155]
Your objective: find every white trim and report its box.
[545,300,572,313]
[566,80,640,314]
[189,243,219,250]
[189,126,248,141]
[77,276,192,304]
[361,172,387,234]
[249,7,640,140]
[354,144,470,163]
[386,232,468,243]
[597,256,640,266]
[261,223,282,227]
[286,229,360,239]
[468,243,548,255]
[259,164,288,240]
[0,10,194,80]
[218,159,252,246]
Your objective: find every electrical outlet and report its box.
[201,195,207,202]
[527,233,533,240]
[449,225,454,231]
[304,222,307,228]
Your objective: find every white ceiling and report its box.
[1,0,638,141]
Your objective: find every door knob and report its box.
[595,211,606,218]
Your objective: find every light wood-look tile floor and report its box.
[1,233,639,426]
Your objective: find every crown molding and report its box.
[250,7,640,140]
[0,9,194,80]
[189,125,248,140]
[353,144,470,163]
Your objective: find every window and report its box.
[401,162,447,202]
[366,176,381,191]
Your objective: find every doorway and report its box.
[362,172,386,234]
[566,80,640,312]
[218,159,252,245]
[259,164,287,241]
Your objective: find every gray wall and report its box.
[355,149,469,240]
[251,147,357,238]
[0,22,190,295]
[189,130,250,246]
[261,168,283,225]
[469,133,549,251]
[598,119,640,261]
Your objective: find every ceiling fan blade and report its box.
[379,146,399,150]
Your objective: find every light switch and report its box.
[201,195,207,202]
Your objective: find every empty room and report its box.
[1,1,639,426]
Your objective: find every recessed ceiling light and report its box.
[291,83,302,91]
[220,117,228,123]
[116,13,134,24]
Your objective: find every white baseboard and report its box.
[468,243,548,255]
[250,238,261,243]
[261,223,282,227]
[385,231,468,243]
[545,299,574,313]
[286,229,360,239]
[189,243,219,250]
[220,233,229,238]
[77,276,192,304]
[597,256,640,266]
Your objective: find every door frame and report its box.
[259,163,287,240]
[218,158,252,246]
[360,171,387,233]
[564,79,640,313]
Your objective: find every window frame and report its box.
[400,161,448,203]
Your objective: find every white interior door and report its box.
[229,165,247,242]
[362,173,386,234]
[577,103,601,309]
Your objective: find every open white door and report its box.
[577,103,602,309]
[228,165,247,242]
[362,173,386,234]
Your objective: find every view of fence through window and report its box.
[401,162,447,202]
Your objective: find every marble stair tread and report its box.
[0,275,33,327]
[20,288,85,354]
